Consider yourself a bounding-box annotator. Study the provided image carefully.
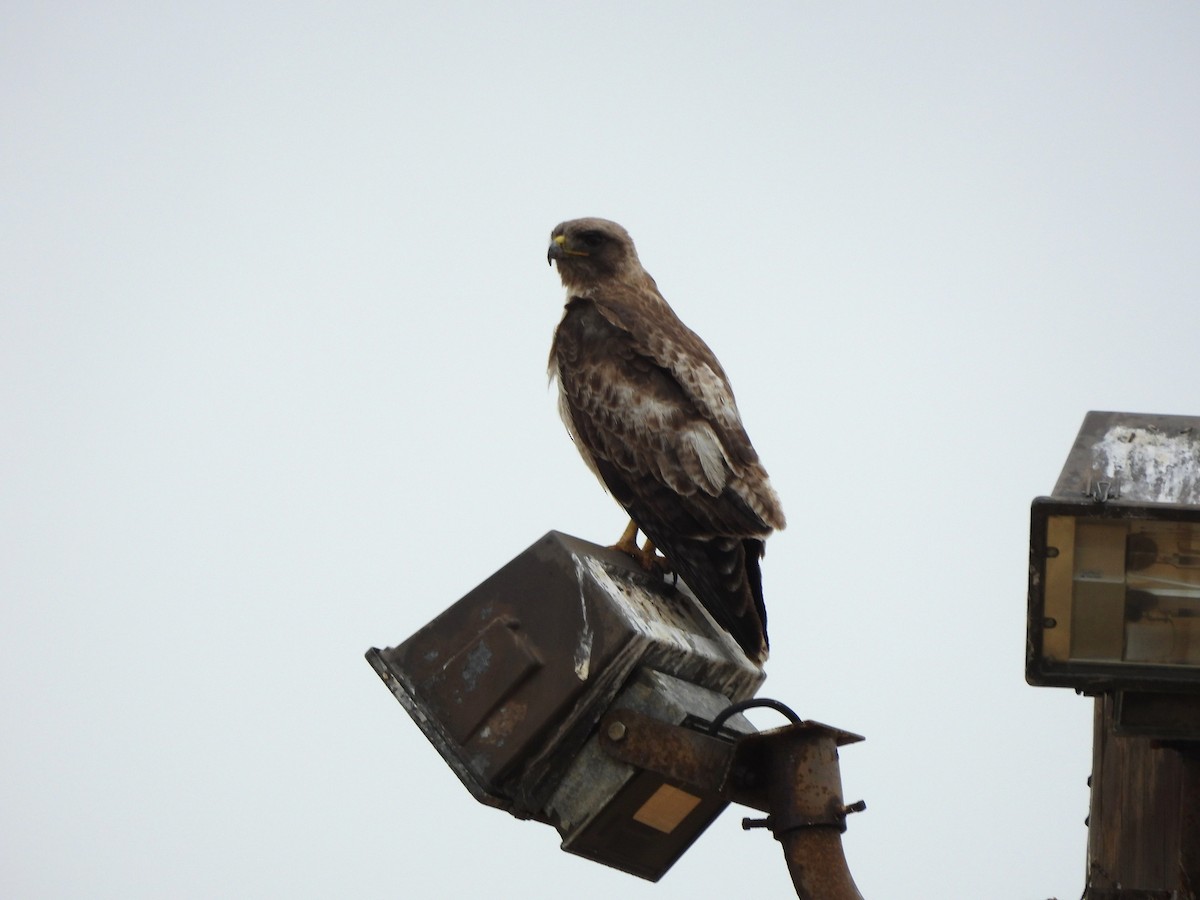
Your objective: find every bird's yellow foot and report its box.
[610,519,641,557]
[638,539,673,576]
[609,521,672,575]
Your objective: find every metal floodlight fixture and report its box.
[367,531,765,882]
[1027,411,1200,695]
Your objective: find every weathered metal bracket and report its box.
[733,722,865,830]
[596,708,867,900]
[597,708,750,804]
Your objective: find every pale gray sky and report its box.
[4,3,1199,898]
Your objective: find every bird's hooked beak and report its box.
[546,234,567,266]
[546,233,586,266]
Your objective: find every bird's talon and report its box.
[638,540,672,576]
[608,522,672,575]
[609,519,642,557]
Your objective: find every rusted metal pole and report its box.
[1181,750,1200,895]
[739,722,866,900]
[1084,695,1200,897]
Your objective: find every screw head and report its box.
[606,721,627,741]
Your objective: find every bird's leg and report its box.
[611,519,641,556]
[611,520,672,575]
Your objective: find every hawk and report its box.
[546,217,785,664]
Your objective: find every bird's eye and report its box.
[578,231,604,248]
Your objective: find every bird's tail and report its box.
[647,531,769,665]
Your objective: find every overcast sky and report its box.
[4,3,1199,898]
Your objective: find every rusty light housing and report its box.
[367,531,764,881]
[1027,412,1200,700]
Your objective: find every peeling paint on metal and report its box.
[580,556,731,662]
[570,554,594,681]
[477,701,526,749]
[460,641,492,692]
[1094,425,1200,504]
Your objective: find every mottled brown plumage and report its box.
[546,217,785,663]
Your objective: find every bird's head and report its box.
[547,218,642,290]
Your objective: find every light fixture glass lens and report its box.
[1045,517,1200,667]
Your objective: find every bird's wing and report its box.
[553,292,781,536]
[591,284,784,531]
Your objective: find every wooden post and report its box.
[1084,694,1200,899]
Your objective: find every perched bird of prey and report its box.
[546,217,785,664]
